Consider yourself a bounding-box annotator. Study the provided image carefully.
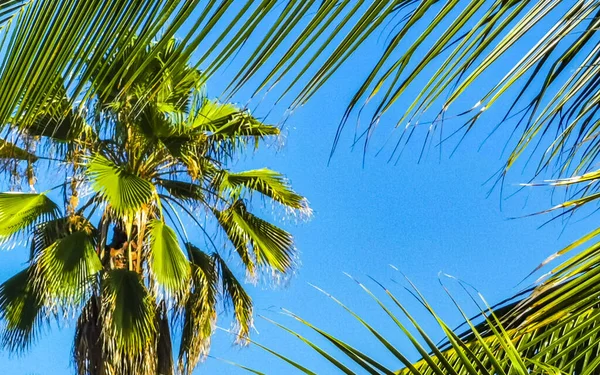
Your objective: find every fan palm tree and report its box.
[0,37,309,375]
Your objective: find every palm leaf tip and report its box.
[0,269,44,352]
[217,168,311,216]
[215,254,253,345]
[178,245,218,374]
[0,193,59,244]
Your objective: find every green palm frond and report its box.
[0,269,45,352]
[32,230,102,304]
[245,276,587,375]
[86,154,154,215]
[215,254,253,344]
[192,100,278,137]
[179,245,218,375]
[14,85,91,142]
[192,100,280,156]
[214,199,296,276]
[5,1,595,165]
[0,193,59,243]
[100,269,156,374]
[29,215,94,259]
[147,219,191,296]
[214,168,310,212]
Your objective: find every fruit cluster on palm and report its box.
[0,38,308,375]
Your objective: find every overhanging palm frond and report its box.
[6,1,594,165]
[0,193,59,243]
[241,276,593,375]
[86,154,154,215]
[0,0,390,135]
[214,199,296,276]
[147,219,191,296]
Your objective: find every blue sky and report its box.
[0,2,592,374]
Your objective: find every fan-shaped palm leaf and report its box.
[32,230,102,304]
[0,269,45,352]
[214,168,309,212]
[214,199,296,275]
[147,219,191,295]
[0,193,59,243]
[86,154,154,215]
[215,254,253,344]
[100,269,156,374]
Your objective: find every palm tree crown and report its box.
[0,38,309,375]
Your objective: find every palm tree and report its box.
[0,38,309,375]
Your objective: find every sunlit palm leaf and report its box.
[192,100,279,157]
[86,154,154,215]
[29,215,94,259]
[214,168,309,212]
[32,230,102,304]
[147,219,191,295]
[0,192,59,243]
[192,100,278,137]
[214,199,296,275]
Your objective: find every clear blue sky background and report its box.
[0,2,592,374]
